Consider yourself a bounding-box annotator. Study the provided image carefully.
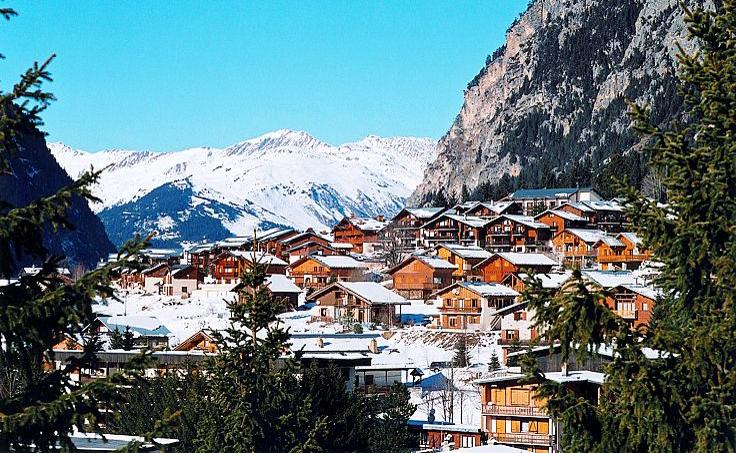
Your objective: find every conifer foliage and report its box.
[0,7,147,451]
[524,2,736,451]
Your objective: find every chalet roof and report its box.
[437,244,493,260]
[187,243,216,253]
[487,253,558,267]
[173,330,215,351]
[388,255,457,274]
[335,217,387,232]
[227,250,288,266]
[140,248,181,260]
[437,281,519,298]
[564,199,624,213]
[594,235,626,248]
[141,262,168,275]
[515,271,573,289]
[170,264,195,278]
[96,315,171,338]
[509,187,582,200]
[619,284,663,300]
[582,270,641,288]
[618,232,642,246]
[311,282,409,305]
[308,255,369,269]
[330,242,355,249]
[216,236,253,248]
[404,206,448,219]
[258,227,296,242]
[287,240,335,253]
[536,208,588,222]
[279,229,330,245]
[444,214,493,228]
[497,214,549,229]
[266,274,302,293]
[562,228,613,244]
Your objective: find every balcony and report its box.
[489,432,553,447]
[483,404,547,417]
[599,254,650,263]
[615,308,637,319]
[497,338,548,347]
[442,306,482,313]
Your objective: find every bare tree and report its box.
[641,170,667,202]
[379,223,407,269]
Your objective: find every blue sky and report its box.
[1,1,528,151]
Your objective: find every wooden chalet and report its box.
[387,255,456,300]
[504,187,603,216]
[595,232,651,270]
[384,207,449,252]
[256,228,299,255]
[454,200,521,217]
[503,271,573,294]
[420,214,491,249]
[478,345,607,453]
[436,244,493,281]
[484,215,552,253]
[409,421,486,450]
[290,255,369,290]
[286,240,337,263]
[211,250,288,284]
[558,200,630,232]
[159,264,198,297]
[604,284,660,328]
[89,315,171,351]
[332,216,387,254]
[311,281,409,325]
[187,243,219,278]
[534,208,589,235]
[174,330,218,353]
[141,263,169,294]
[552,228,614,268]
[435,282,519,331]
[232,274,302,312]
[472,253,558,283]
[275,228,332,260]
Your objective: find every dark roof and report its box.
[509,187,583,199]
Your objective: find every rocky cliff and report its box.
[411,0,712,204]
[0,127,115,272]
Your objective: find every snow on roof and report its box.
[500,214,550,229]
[339,282,409,305]
[619,232,642,245]
[348,217,388,232]
[310,255,368,269]
[266,274,301,293]
[509,187,580,199]
[330,242,355,249]
[170,264,194,278]
[418,423,482,433]
[564,228,613,244]
[258,227,295,242]
[494,253,558,266]
[228,250,288,266]
[595,235,625,248]
[459,282,520,298]
[582,270,641,288]
[544,370,606,385]
[416,256,457,270]
[439,244,493,260]
[141,262,168,275]
[444,214,492,228]
[621,284,662,300]
[517,271,573,289]
[405,207,446,219]
[540,209,588,222]
[98,315,171,337]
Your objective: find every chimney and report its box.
[316,337,324,349]
[368,338,378,354]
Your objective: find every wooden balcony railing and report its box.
[615,309,637,319]
[483,404,547,417]
[441,306,482,313]
[598,254,650,263]
[489,432,553,446]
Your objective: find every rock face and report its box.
[0,128,115,271]
[411,0,711,204]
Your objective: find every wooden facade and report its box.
[385,207,448,252]
[332,217,385,254]
[436,283,519,331]
[472,253,556,283]
[596,232,651,270]
[311,282,408,325]
[436,244,492,281]
[484,215,552,253]
[289,256,366,290]
[604,285,658,328]
[534,209,588,235]
[421,215,490,249]
[212,251,287,284]
[173,330,218,353]
[559,201,629,232]
[551,229,601,268]
[388,256,455,300]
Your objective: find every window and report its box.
[461,436,476,448]
[181,286,188,294]
[642,303,649,311]
[365,374,374,385]
[449,317,457,327]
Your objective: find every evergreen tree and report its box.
[368,383,417,453]
[195,251,324,452]
[460,184,471,202]
[0,7,149,450]
[109,328,125,350]
[452,336,470,368]
[488,351,501,372]
[524,3,736,450]
[122,326,136,351]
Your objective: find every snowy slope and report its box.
[50,130,436,247]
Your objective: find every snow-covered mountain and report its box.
[50,130,436,248]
